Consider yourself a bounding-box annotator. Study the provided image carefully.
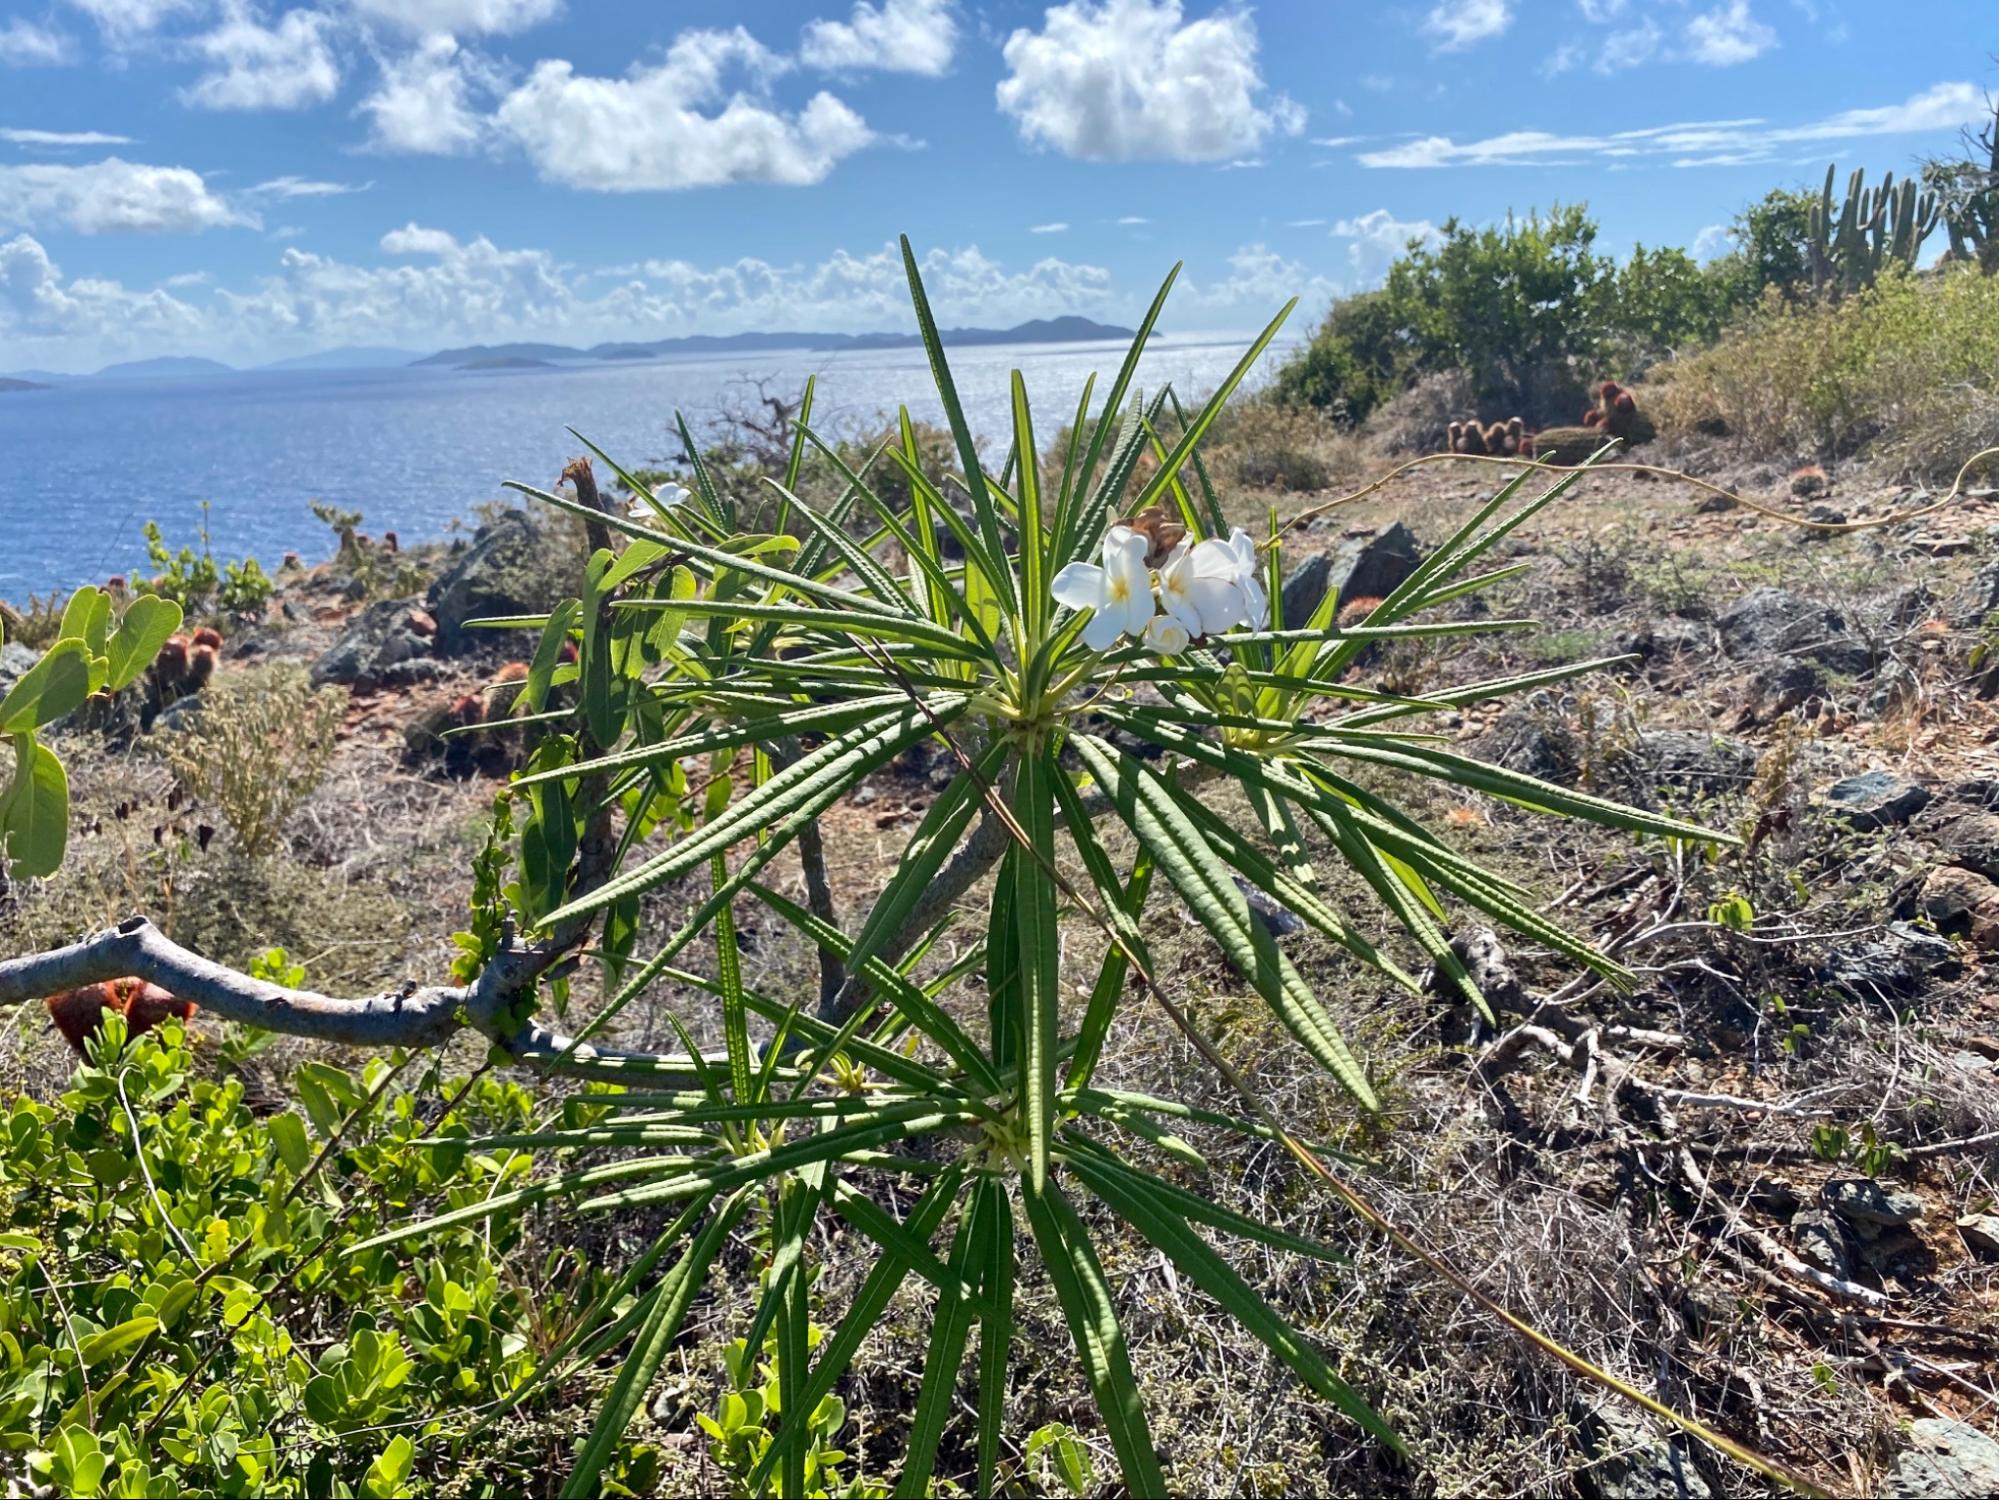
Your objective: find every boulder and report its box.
[1824,771,1932,830]
[310,598,433,690]
[1733,659,1827,727]
[1946,559,1999,629]
[1621,730,1758,797]
[1822,1177,1924,1231]
[1714,587,1870,674]
[1791,1208,1854,1280]
[1886,1417,1999,1499]
[426,508,544,652]
[1913,803,1999,881]
[1614,619,1709,664]
[1917,866,1999,948]
[1279,521,1426,626]
[1956,1214,1999,1260]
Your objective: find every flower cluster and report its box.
[1051,524,1268,656]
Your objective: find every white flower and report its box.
[1144,614,1190,656]
[1160,537,1253,638]
[1051,525,1156,651]
[1223,528,1269,627]
[629,482,690,517]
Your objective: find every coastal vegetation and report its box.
[4,119,1999,1500]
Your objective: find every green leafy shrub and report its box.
[157,662,346,858]
[2,1020,583,1497]
[1653,264,1999,473]
[1,585,181,880]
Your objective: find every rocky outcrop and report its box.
[426,509,545,652]
[1279,521,1426,626]
[1715,587,1870,675]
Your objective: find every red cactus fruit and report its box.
[47,979,196,1056]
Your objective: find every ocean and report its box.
[0,332,1292,604]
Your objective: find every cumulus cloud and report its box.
[0,158,251,233]
[360,35,496,155]
[1332,209,1440,285]
[0,128,133,147]
[492,27,873,190]
[1684,0,1777,65]
[183,5,341,111]
[996,0,1303,163]
[346,0,560,35]
[0,18,79,64]
[1423,0,1511,51]
[801,0,955,75]
[63,0,201,39]
[1029,221,1067,233]
[1357,82,1983,168]
[1182,243,1334,314]
[1,233,205,348]
[1691,223,1734,261]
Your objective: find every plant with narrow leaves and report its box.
[371,237,1734,1495]
[1,585,182,880]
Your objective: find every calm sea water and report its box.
[0,334,1291,603]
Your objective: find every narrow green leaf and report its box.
[1018,746,1061,1193]
[973,1174,1014,1497]
[894,1191,983,1498]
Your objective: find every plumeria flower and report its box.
[1160,536,1253,638]
[629,482,691,518]
[1143,614,1190,656]
[1222,527,1269,626]
[1052,525,1156,650]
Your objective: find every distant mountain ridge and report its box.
[9,318,1143,383]
[0,377,50,393]
[414,318,1141,368]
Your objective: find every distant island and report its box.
[94,356,235,381]
[0,377,49,393]
[3,318,1145,385]
[459,355,555,371]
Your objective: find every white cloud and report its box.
[1578,0,1627,17]
[379,221,458,255]
[63,0,200,39]
[1029,221,1067,233]
[1,232,205,349]
[0,157,251,233]
[1424,0,1511,51]
[996,0,1303,163]
[1116,215,1149,225]
[1597,17,1663,71]
[183,5,341,111]
[1286,217,1326,227]
[360,35,494,155]
[1358,83,1984,168]
[1183,243,1334,313]
[0,18,79,64]
[250,174,369,197]
[1332,209,1439,285]
[1,128,133,147]
[1684,0,1777,65]
[801,0,956,76]
[1691,223,1734,260]
[493,28,873,190]
[1310,135,1362,148]
[346,0,559,34]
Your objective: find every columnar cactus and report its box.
[1807,164,1943,296]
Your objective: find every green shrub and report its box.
[1653,265,1999,473]
[157,663,346,858]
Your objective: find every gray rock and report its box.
[1823,1177,1924,1228]
[427,508,546,651]
[1615,619,1709,664]
[1233,875,1305,939]
[1715,586,1870,674]
[1825,771,1932,830]
[1820,922,1962,999]
[1575,1404,1713,1500]
[1734,658,1828,726]
[1957,1214,1999,1259]
[0,640,38,697]
[1792,1208,1854,1279]
[1917,865,1999,948]
[310,598,432,690]
[1621,730,1759,797]
[1913,803,1999,881]
[1867,659,1921,716]
[1947,559,1999,629]
[1280,520,1427,625]
[152,694,206,733]
[1887,1417,1999,1499]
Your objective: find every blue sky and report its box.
[0,0,1991,371]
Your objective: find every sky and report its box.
[0,0,1992,372]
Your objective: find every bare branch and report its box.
[0,915,719,1082]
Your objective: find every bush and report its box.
[1273,205,1747,424]
[158,663,346,858]
[1652,265,1999,474]
[1210,399,1350,492]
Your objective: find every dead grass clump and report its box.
[158,662,345,858]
